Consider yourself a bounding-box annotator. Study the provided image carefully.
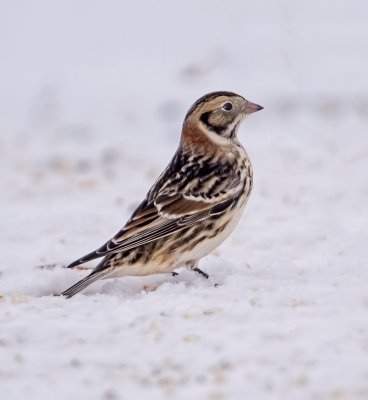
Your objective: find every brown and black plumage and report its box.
[61,91,263,298]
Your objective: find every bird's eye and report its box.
[222,102,233,111]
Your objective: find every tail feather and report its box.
[67,249,103,269]
[61,270,109,298]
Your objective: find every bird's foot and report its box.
[193,267,209,279]
[171,271,179,277]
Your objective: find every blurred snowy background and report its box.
[1,1,368,399]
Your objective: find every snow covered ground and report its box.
[1,1,368,399]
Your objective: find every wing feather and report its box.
[68,151,244,269]
[67,195,235,268]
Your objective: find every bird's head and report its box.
[183,91,263,144]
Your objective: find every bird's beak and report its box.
[243,101,264,115]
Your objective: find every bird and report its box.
[61,91,263,298]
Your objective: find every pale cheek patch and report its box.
[201,126,231,146]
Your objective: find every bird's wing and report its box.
[67,154,244,268]
[67,194,237,268]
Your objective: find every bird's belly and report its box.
[107,259,175,277]
[175,205,246,265]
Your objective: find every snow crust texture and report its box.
[1,1,368,399]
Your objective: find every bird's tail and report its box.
[61,270,110,298]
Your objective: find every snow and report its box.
[1,1,368,399]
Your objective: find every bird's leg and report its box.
[193,267,209,279]
[187,260,209,279]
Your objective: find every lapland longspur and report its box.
[62,91,263,298]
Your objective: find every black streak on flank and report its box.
[200,111,226,135]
